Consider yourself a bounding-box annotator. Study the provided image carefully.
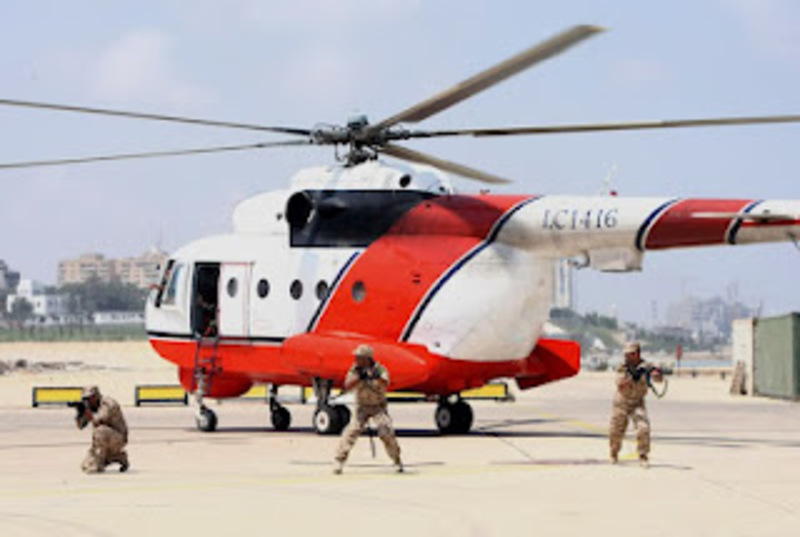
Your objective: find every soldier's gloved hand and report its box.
[651,368,664,383]
[358,368,370,381]
[365,368,381,381]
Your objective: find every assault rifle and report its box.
[68,399,90,429]
[626,364,669,398]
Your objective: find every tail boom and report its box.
[496,195,800,260]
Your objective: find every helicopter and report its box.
[2,25,799,434]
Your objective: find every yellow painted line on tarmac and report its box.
[532,409,608,435]
[529,409,644,462]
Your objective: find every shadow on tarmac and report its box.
[290,460,445,468]
[490,459,694,471]
[173,421,800,450]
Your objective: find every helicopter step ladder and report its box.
[192,335,220,431]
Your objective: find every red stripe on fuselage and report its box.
[149,338,302,385]
[313,195,530,340]
[150,332,579,394]
[645,199,754,249]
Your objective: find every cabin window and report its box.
[352,281,366,303]
[257,279,270,299]
[162,263,184,306]
[290,280,303,300]
[316,280,329,301]
[226,277,238,298]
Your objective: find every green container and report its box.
[753,313,800,400]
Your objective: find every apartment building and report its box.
[58,248,168,289]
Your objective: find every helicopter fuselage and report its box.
[145,162,800,399]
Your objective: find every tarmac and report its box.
[1,364,799,537]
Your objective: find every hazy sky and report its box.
[1,0,799,323]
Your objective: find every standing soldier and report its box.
[334,344,403,474]
[609,342,662,468]
[78,386,129,473]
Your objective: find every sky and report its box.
[1,0,799,324]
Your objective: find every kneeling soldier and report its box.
[78,386,129,473]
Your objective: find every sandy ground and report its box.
[1,342,799,536]
[0,341,175,407]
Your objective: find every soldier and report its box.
[78,386,129,473]
[609,342,662,468]
[334,344,403,474]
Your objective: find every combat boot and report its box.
[118,452,130,473]
[639,455,649,469]
[333,460,344,475]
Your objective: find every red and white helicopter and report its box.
[3,26,800,434]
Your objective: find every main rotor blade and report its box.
[410,114,800,138]
[0,99,312,136]
[0,140,310,170]
[371,25,603,131]
[381,143,510,184]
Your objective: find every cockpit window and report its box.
[161,262,184,307]
[154,260,174,308]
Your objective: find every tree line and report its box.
[2,276,148,327]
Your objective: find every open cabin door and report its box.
[192,263,220,337]
[218,263,252,337]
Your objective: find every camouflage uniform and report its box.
[609,362,653,461]
[334,361,402,467]
[81,394,129,473]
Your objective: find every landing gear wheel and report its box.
[435,400,473,434]
[451,400,473,434]
[435,403,456,434]
[334,404,351,429]
[271,406,291,431]
[313,405,343,435]
[196,406,218,432]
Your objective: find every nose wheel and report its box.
[196,405,218,432]
[271,406,291,431]
[267,384,292,431]
[435,399,473,434]
[269,385,292,431]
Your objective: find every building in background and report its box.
[665,293,758,342]
[6,279,66,322]
[553,259,576,310]
[0,260,21,293]
[58,253,112,284]
[92,311,145,325]
[113,248,168,289]
[58,248,168,289]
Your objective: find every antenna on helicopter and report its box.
[599,163,619,196]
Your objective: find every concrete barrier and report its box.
[31,386,82,407]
